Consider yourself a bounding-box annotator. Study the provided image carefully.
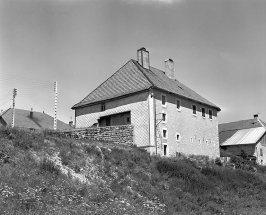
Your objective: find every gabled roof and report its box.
[219,118,266,145]
[72,59,220,110]
[0,108,70,131]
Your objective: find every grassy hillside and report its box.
[1,127,266,214]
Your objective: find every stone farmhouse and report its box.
[72,48,221,157]
[219,114,266,165]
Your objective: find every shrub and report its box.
[40,158,60,175]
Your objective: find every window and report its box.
[202,108,206,118]
[161,94,166,106]
[209,110,213,119]
[101,103,105,111]
[163,145,168,156]
[260,149,263,156]
[192,105,197,115]
[162,113,167,123]
[162,128,167,139]
[176,133,180,141]
[126,117,131,124]
[176,99,181,110]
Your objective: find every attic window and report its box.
[202,108,206,118]
[176,99,181,110]
[101,103,105,111]
[161,94,166,107]
[192,105,197,115]
[209,110,213,119]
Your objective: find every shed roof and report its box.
[72,59,220,111]
[0,108,70,131]
[221,127,266,146]
[219,118,266,145]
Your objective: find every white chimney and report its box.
[165,59,174,79]
[137,47,150,69]
[254,114,259,123]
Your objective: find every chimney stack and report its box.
[254,114,259,123]
[165,59,174,79]
[30,108,33,118]
[137,47,150,69]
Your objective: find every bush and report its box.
[40,158,60,175]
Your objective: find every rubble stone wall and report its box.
[58,125,134,146]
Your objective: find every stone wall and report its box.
[58,125,134,146]
[152,88,220,158]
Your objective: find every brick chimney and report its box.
[137,47,150,69]
[30,108,33,118]
[254,114,259,123]
[165,59,174,79]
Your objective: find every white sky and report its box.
[0,0,265,124]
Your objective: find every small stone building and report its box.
[219,114,266,165]
[72,48,221,158]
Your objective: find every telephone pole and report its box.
[54,81,57,130]
[11,88,17,128]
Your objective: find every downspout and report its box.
[148,87,157,155]
[153,89,157,155]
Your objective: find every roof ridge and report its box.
[259,119,266,128]
[72,59,152,109]
[131,59,155,88]
[219,118,254,125]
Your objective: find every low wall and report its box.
[58,125,134,146]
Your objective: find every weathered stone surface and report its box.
[57,125,134,146]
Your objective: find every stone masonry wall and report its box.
[58,125,134,146]
[152,88,220,158]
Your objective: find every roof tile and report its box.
[72,59,220,110]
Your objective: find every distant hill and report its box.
[1,127,266,214]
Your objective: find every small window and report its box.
[260,149,263,156]
[209,110,213,119]
[101,103,105,111]
[162,129,167,139]
[163,145,167,156]
[162,113,166,123]
[176,133,180,141]
[192,105,197,115]
[176,99,181,110]
[162,95,166,106]
[202,108,206,118]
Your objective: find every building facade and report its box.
[72,48,221,158]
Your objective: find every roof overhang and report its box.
[221,127,266,146]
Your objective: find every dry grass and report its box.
[1,126,266,214]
